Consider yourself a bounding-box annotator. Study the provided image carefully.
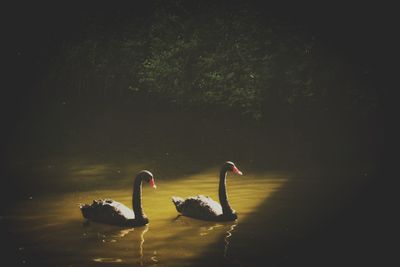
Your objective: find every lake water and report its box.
[0,154,376,266]
[2,160,298,266]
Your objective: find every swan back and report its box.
[172,195,223,220]
[80,199,135,225]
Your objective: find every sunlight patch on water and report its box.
[5,166,289,266]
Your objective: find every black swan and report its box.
[80,170,156,227]
[172,161,243,221]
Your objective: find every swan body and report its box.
[80,199,136,226]
[172,195,223,218]
[172,161,242,221]
[80,170,156,227]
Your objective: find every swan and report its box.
[80,170,156,227]
[172,161,243,221]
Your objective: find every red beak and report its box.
[149,178,157,189]
[232,166,243,175]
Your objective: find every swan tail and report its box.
[172,196,184,213]
[79,203,88,209]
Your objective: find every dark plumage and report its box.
[172,161,243,221]
[80,170,156,227]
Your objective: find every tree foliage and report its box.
[45,0,377,120]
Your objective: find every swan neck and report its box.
[219,168,233,215]
[133,175,145,219]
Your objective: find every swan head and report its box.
[224,161,243,175]
[138,170,157,189]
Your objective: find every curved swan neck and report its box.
[219,168,234,215]
[133,175,146,219]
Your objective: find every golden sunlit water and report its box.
[3,162,290,266]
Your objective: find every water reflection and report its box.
[81,221,151,265]
[170,215,240,265]
[82,220,135,243]
[139,225,149,265]
[224,221,238,260]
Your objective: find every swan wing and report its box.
[179,195,223,219]
[107,200,135,219]
[80,199,135,224]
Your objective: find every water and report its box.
[2,161,294,266]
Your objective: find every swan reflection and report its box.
[82,222,151,264]
[224,220,238,260]
[172,215,239,263]
[82,221,134,243]
[138,224,149,265]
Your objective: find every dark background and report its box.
[5,1,391,106]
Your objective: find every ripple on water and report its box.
[92,257,123,263]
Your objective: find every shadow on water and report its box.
[187,168,385,267]
[3,215,151,266]
[1,109,290,211]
